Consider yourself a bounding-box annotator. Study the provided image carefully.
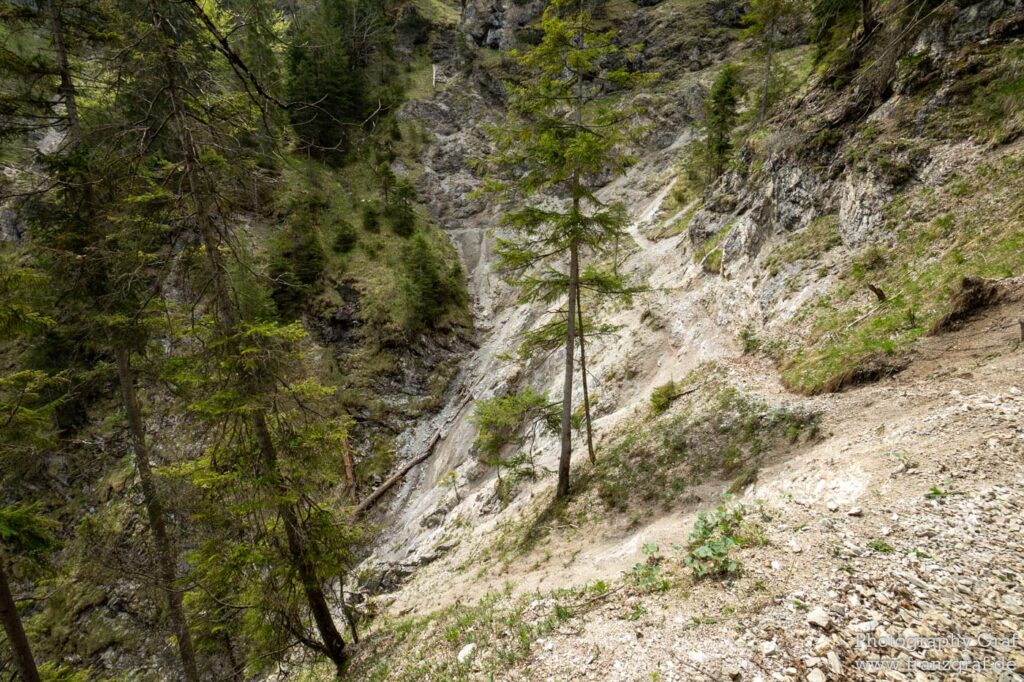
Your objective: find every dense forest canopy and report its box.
[0,0,470,678]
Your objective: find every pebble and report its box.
[457,643,476,664]
[807,606,830,629]
[806,669,826,682]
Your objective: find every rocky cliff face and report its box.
[352,0,1024,659]
[462,0,547,49]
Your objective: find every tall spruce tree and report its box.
[486,0,647,499]
[0,266,57,682]
[123,0,360,671]
[703,63,743,182]
[6,1,206,676]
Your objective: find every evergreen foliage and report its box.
[743,0,799,120]
[702,63,744,182]
[0,0,466,676]
[809,0,862,62]
[286,0,393,159]
[485,0,648,498]
[402,233,467,333]
[387,176,418,237]
[472,388,557,503]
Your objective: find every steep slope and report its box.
[349,293,1024,680]
[319,0,1024,679]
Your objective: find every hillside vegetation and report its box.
[0,0,1022,681]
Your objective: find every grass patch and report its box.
[343,582,608,681]
[782,153,1024,394]
[694,224,732,275]
[869,539,894,555]
[579,367,820,512]
[649,379,688,414]
[410,0,460,26]
[925,43,1024,144]
[763,214,842,276]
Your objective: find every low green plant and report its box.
[362,203,380,232]
[869,539,894,554]
[650,379,684,414]
[626,603,647,620]
[925,485,960,501]
[628,543,672,593]
[684,501,765,579]
[333,221,358,253]
[738,325,761,354]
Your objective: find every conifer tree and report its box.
[285,0,389,157]
[129,1,358,671]
[703,63,743,182]
[8,3,207,675]
[486,0,647,499]
[743,0,798,121]
[0,266,58,682]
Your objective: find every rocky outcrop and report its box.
[462,0,546,50]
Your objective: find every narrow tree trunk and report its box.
[115,347,201,682]
[342,447,357,504]
[861,0,876,37]
[252,412,347,673]
[556,4,588,498]
[0,556,42,682]
[148,0,348,667]
[46,0,80,149]
[558,243,579,500]
[576,285,595,464]
[221,632,244,681]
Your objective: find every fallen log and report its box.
[353,393,471,517]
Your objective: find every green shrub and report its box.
[583,373,819,512]
[387,177,417,237]
[333,221,358,253]
[650,380,683,414]
[269,223,325,319]
[362,203,380,232]
[683,501,765,579]
[401,233,467,333]
[869,538,894,554]
[738,325,761,354]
